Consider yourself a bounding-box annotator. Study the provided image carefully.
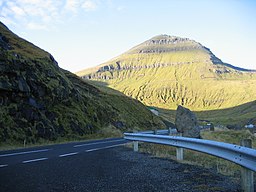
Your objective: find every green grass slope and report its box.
[77,35,256,124]
[0,22,165,147]
[155,100,256,126]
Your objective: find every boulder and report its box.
[18,78,30,93]
[175,105,200,138]
[113,121,125,129]
[49,54,58,67]
[0,80,12,91]
[0,33,10,50]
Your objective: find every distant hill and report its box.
[77,35,256,124]
[0,22,165,145]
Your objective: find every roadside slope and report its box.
[0,22,164,146]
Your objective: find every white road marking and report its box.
[22,158,48,164]
[74,139,125,148]
[59,152,78,157]
[0,149,51,157]
[86,143,126,152]
[0,164,8,168]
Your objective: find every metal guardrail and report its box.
[124,132,256,172]
[139,129,177,135]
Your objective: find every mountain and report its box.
[77,35,256,124]
[0,22,165,146]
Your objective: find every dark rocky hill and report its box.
[0,22,165,145]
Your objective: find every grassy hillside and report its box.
[0,22,165,147]
[77,35,256,125]
[155,100,256,126]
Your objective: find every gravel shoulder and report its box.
[114,147,240,192]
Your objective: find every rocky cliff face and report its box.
[0,22,165,145]
[131,35,221,64]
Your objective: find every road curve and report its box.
[0,138,240,192]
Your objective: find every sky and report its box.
[0,0,256,72]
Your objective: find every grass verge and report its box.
[139,129,255,179]
[0,125,122,151]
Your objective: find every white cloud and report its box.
[1,6,11,18]
[117,6,125,11]
[65,0,81,12]
[17,0,41,4]
[105,0,124,11]
[0,0,113,30]
[0,16,17,26]
[27,22,47,30]
[11,6,26,16]
[0,0,63,30]
[82,0,97,11]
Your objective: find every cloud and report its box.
[0,0,122,30]
[105,0,124,12]
[0,16,17,26]
[0,0,63,30]
[82,0,97,11]
[27,22,47,30]
[7,2,26,16]
[65,0,81,12]
[64,0,98,12]
[117,6,125,11]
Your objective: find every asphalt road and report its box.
[0,137,127,168]
[0,138,240,192]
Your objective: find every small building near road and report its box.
[245,124,254,129]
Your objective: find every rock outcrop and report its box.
[175,105,200,138]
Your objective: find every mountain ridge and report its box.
[76,34,256,124]
[77,34,255,77]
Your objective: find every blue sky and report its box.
[0,0,256,72]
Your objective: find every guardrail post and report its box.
[240,139,254,192]
[133,141,138,152]
[23,139,26,148]
[168,128,172,135]
[133,130,139,152]
[176,133,184,161]
[176,147,184,161]
[210,123,214,131]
